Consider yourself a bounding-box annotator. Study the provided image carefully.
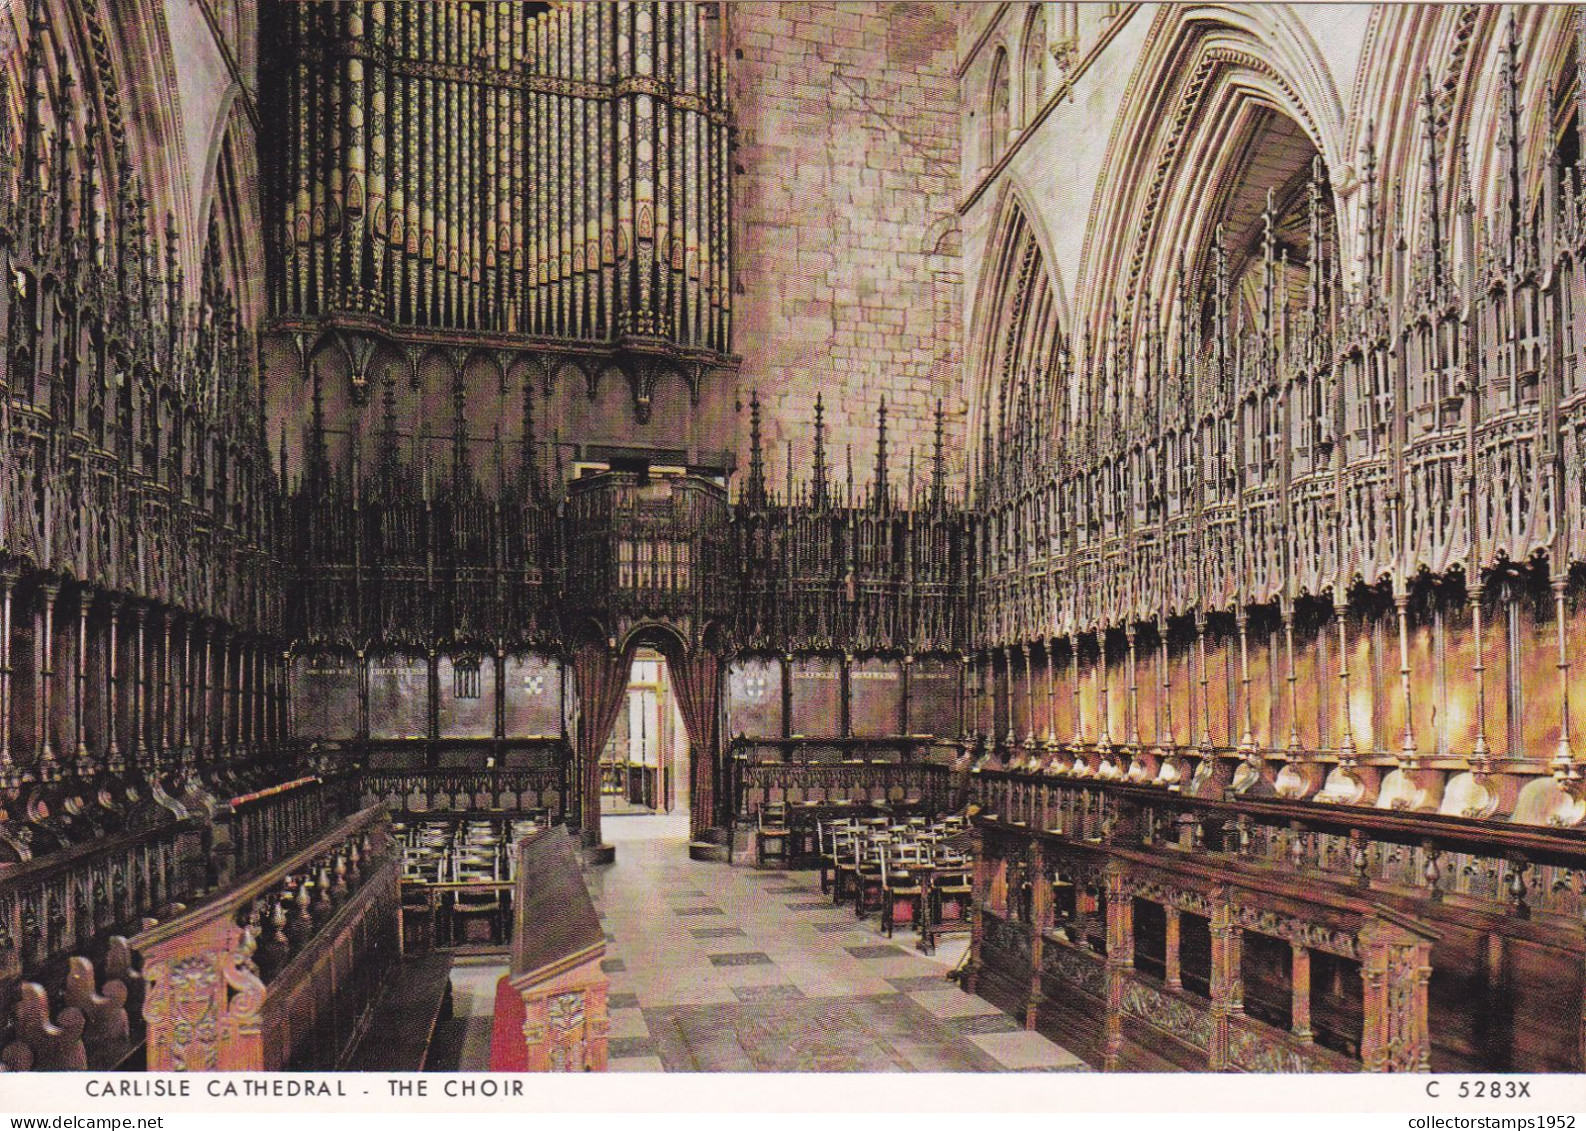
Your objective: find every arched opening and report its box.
[598,648,691,818]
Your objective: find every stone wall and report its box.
[727,2,965,497]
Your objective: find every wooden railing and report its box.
[133,804,399,1071]
[489,829,608,1071]
[967,762,1586,1072]
[970,817,1439,1073]
[225,776,338,884]
[0,817,204,1068]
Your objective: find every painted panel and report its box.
[789,656,842,739]
[292,654,359,741]
[908,656,960,738]
[369,655,429,740]
[849,658,902,737]
[727,657,782,740]
[438,654,497,739]
[504,654,564,739]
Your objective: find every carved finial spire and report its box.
[1408,72,1440,298]
[309,354,328,492]
[746,388,765,506]
[381,362,400,489]
[811,392,828,506]
[874,395,889,512]
[1362,120,1380,289]
[521,368,540,501]
[1499,8,1523,254]
[931,398,946,509]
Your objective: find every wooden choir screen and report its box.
[965,770,1586,1073]
[490,829,608,1072]
[969,819,1437,1073]
[134,806,399,1071]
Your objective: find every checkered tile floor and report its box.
[439,813,1085,1072]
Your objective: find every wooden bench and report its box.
[344,953,454,1071]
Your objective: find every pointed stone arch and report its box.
[1076,5,1348,343]
[964,182,1068,490]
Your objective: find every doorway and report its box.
[599,649,691,816]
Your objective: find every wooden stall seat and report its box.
[854,840,888,919]
[402,887,436,953]
[920,867,973,955]
[756,802,790,869]
[881,851,924,938]
[452,886,507,946]
[345,954,455,1071]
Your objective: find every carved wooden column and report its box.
[1359,918,1433,1072]
[900,653,912,741]
[965,826,988,994]
[1469,584,1490,771]
[160,610,175,766]
[1283,600,1301,759]
[1550,575,1574,777]
[1195,612,1213,754]
[979,650,994,745]
[252,640,266,751]
[955,650,970,744]
[221,630,236,761]
[1336,597,1357,764]
[195,624,212,768]
[1070,631,1083,751]
[1165,905,1182,990]
[1157,619,1173,759]
[38,581,59,776]
[1021,641,1035,747]
[74,590,90,765]
[1026,839,1048,1030]
[1291,942,1313,1043]
[1125,624,1141,751]
[357,648,370,745]
[1095,631,1112,755]
[1235,609,1255,755]
[0,571,14,786]
[1044,637,1059,748]
[1394,591,1418,766]
[133,605,149,770]
[1102,864,1133,1070]
[840,651,852,740]
[174,616,190,766]
[104,597,122,772]
[1207,891,1241,1070]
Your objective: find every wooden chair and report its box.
[880,849,923,938]
[854,840,888,919]
[451,886,504,946]
[756,801,790,869]
[401,885,435,953]
[817,821,840,892]
[831,832,860,905]
[920,867,973,955]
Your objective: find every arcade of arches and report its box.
[1,0,1585,1077]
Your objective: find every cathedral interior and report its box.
[1,0,1585,1078]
